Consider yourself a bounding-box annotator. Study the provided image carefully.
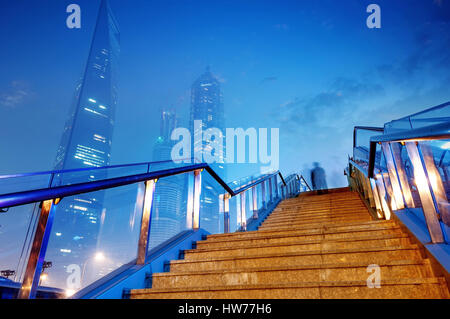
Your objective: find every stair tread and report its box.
[132,277,445,294]
[208,220,396,239]
[155,259,428,277]
[199,226,404,244]
[172,245,420,264]
[190,233,410,253]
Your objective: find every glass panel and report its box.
[354,129,375,163]
[199,172,224,234]
[384,102,450,133]
[0,173,53,195]
[41,183,144,297]
[227,195,239,233]
[409,103,450,129]
[148,173,189,251]
[51,164,148,187]
[0,203,40,286]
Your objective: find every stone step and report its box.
[261,215,372,227]
[267,210,370,220]
[206,220,397,242]
[152,259,433,289]
[259,217,374,230]
[184,236,413,261]
[169,245,422,272]
[196,230,408,249]
[271,207,368,214]
[131,277,449,299]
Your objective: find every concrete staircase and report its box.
[130,188,450,299]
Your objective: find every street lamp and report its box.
[81,251,106,285]
[1,269,15,279]
[39,261,52,286]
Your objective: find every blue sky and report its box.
[0,0,449,187]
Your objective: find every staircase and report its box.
[130,188,449,299]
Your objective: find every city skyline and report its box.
[0,0,449,186]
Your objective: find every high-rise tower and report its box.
[55,0,119,171]
[46,0,120,290]
[190,67,226,233]
[150,109,185,248]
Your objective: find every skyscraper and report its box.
[190,67,226,233]
[149,109,185,248]
[54,0,119,171]
[46,0,120,289]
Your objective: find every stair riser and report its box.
[206,224,398,242]
[264,213,371,224]
[259,218,374,229]
[261,217,372,227]
[152,264,432,289]
[184,239,412,261]
[131,283,446,299]
[257,222,394,233]
[197,231,407,249]
[171,249,421,272]
[269,209,368,217]
[274,206,367,212]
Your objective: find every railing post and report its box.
[192,169,202,230]
[261,180,266,209]
[19,199,58,299]
[375,174,391,220]
[369,177,384,218]
[136,179,156,265]
[186,172,194,229]
[419,143,450,225]
[252,186,258,219]
[390,142,415,208]
[381,143,405,210]
[268,177,273,204]
[405,142,444,243]
[223,194,230,233]
[239,191,247,231]
[274,175,279,199]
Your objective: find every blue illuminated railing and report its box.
[0,158,308,299]
[348,102,450,247]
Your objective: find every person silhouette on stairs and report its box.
[311,162,328,194]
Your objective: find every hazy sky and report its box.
[0,0,449,187]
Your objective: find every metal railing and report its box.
[348,103,450,246]
[0,159,309,299]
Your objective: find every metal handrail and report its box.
[298,174,312,191]
[0,157,197,180]
[0,162,287,209]
[367,121,450,178]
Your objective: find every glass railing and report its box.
[0,159,307,299]
[348,102,450,245]
[384,101,450,133]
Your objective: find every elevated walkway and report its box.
[130,188,450,299]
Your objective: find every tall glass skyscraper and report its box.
[46,0,120,289]
[149,109,185,248]
[55,0,119,171]
[190,67,226,233]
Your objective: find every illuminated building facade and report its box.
[149,109,185,248]
[190,68,226,233]
[45,0,120,289]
